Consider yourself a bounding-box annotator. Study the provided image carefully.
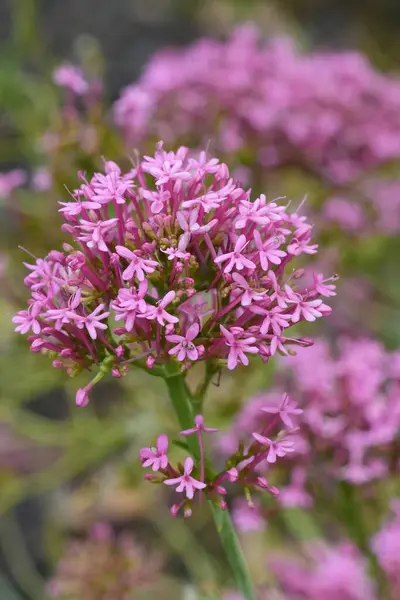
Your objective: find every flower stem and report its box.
[164,362,256,600]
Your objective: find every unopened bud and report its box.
[112,366,121,378]
[146,355,155,369]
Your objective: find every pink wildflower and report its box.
[140,434,169,471]
[166,323,200,361]
[260,394,303,430]
[146,291,179,326]
[115,246,158,281]
[214,235,256,273]
[180,414,218,436]
[164,457,206,499]
[220,325,259,369]
[252,433,296,463]
[72,304,110,340]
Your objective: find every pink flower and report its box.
[142,157,191,186]
[251,305,292,336]
[59,197,102,217]
[231,273,267,306]
[177,208,216,251]
[142,188,170,214]
[72,304,110,339]
[115,246,158,281]
[111,281,148,331]
[188,151,220,176]
[214,235,255,273]
[220,325,259,370]
[260,394,303,430]
[13,304,42,335]
[91,171,133,205]
[146,291,179,326]
[252,433,296,463]
[78,218,118,252]
[166,323,200,361]
[270,335,290,356]
[287,236,318,256]
[267,270,289,308]
[164,457,206,499]
[286,286,331,322]
[254,230,286,270]
[140,434,169,471]
[180,414,218,436]
[313,272,337,297]
[235,195,285,229]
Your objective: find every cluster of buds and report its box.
[140,395,302,517]
[12,143,333,404]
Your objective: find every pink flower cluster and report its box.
[269,541,377,600]
[221,338,400,498]
[47,522,161,600]
[115,26,400,185]
[140,402,301,517]
[13,144,333,404]
[320,176,400,236]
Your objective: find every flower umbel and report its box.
[13,144,333,404]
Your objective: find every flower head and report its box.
[13,144,333,402]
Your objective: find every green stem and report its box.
[164,363,256,600]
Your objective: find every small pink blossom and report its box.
[166,323,200,361]
[142,157,192,186]
[260,394,303,430]
[164,457,206,499]
[142,188,171,214]
[286,286,331,322]
[111,281,148,331]
[214,235,255,273]
[140,434,169,471]
[13,305,42,335]
[180,414,219,436]
[177,208,217,251]
[78,218,118,252]
[313,272,337,297]
[115,246,158,281]
[220,325,259,370]
[251,305,292,336]
[252,433,296,463]
[235,195,285,229]
[232,273,267,306]
[72,304,110,339]
[91,171,134,205]
[146,291,179,326]
[254,230,286,270]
